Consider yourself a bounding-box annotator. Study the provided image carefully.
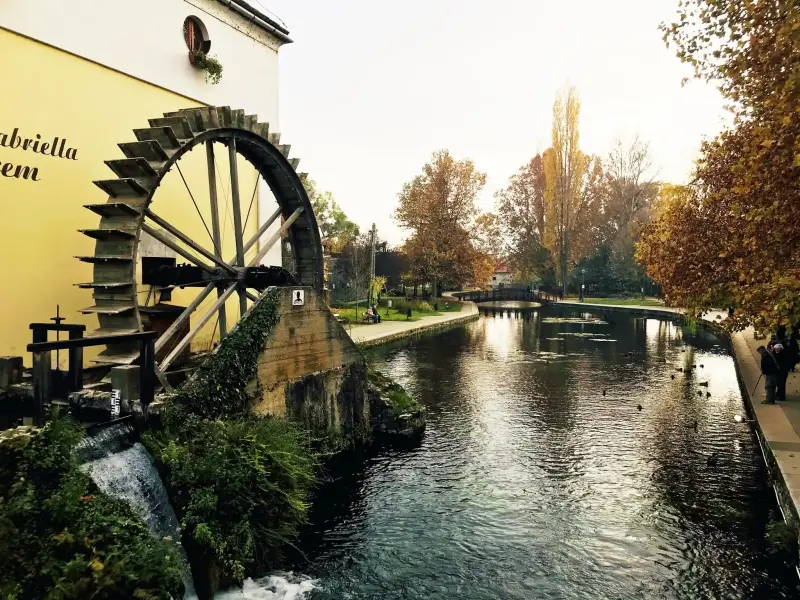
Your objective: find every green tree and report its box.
[593,137,659,295]
[303,178,359,252]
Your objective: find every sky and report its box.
[256,0,729,245]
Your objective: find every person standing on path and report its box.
[789,323,800,371]
[758,345,781,405]
[776,342,793,401]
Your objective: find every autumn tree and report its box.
[542,87,600,293]
[469,212,502,288]
[594,138,659,293]
[395,150,487,296]
[637,0,800,331]
[303,178,359,252]
[494,154,554,283]
[636,183,737,312]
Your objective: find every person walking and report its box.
[758,345,781,405]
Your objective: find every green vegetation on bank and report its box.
[0,414,184,600]
[331,296,462,325]
[171,289,280,420]
[142,289,318,593]
[143,409,315,590]
[367,368,422,420]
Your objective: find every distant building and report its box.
[375,248,407,291]
[489,264,513,288]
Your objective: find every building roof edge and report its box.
[216,0,293,44]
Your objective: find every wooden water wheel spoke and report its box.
[248,207,304,267]
[153,283,216,354]
[173,159,215,247]
[79,106,323,376]
[242,205,282,258]
[227,138,248,317]
[160,283,238,372]
[140,223,215,274]
[144,209,236,275]
[205,140,228,338]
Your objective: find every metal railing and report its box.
[27,330,157,425]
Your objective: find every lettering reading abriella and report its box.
[0,127,79,182]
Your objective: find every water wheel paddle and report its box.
[77,107,322,378]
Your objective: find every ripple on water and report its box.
[296,308,798,599]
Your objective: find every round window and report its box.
[183,16,211,54]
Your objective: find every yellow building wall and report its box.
[0,29,260,365]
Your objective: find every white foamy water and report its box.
[215,574,318,599]
[78,428,196,598]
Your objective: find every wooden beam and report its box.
[145,209,236,275]
[227,139,248,317]
[248,207,303,267]
[242,205,282,257]
[154,283,215,354]
[160,284,237,372]
[206,141,228,339]
[141,224,216,275]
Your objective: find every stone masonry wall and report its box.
[251,287,368,436]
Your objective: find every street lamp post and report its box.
[581,268,586,302]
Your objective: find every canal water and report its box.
[289,306,798,599]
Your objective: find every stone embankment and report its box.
[347,301,479,348]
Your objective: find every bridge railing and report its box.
[452,288,550,304]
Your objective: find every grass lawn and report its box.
[564,296,666,307]
[331,298,462,326]
[331,306,430,325]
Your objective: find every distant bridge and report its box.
[452,287,552,305]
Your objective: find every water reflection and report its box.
[297,307,797,599]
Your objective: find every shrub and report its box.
[415,301,434,313]
[142,290,317,591]
[766,518,799,565]
[391,298,409,311]
[143,409,316,591]
[367,368,423,419]
[0,414,184,599]
[388,389,419,419]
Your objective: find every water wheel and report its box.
[77,106,322,380]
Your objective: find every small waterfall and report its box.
[75,422,318,600]
[75,421,197,598]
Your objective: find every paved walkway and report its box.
[346,302,479,346]
[732,329,800,513]
[559,300,800,519]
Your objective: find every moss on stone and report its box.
[169,288,280,419]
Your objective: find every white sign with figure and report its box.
[110,389,121,417]
[292,289,305,306]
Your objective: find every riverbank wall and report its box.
[558,301,800,545]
